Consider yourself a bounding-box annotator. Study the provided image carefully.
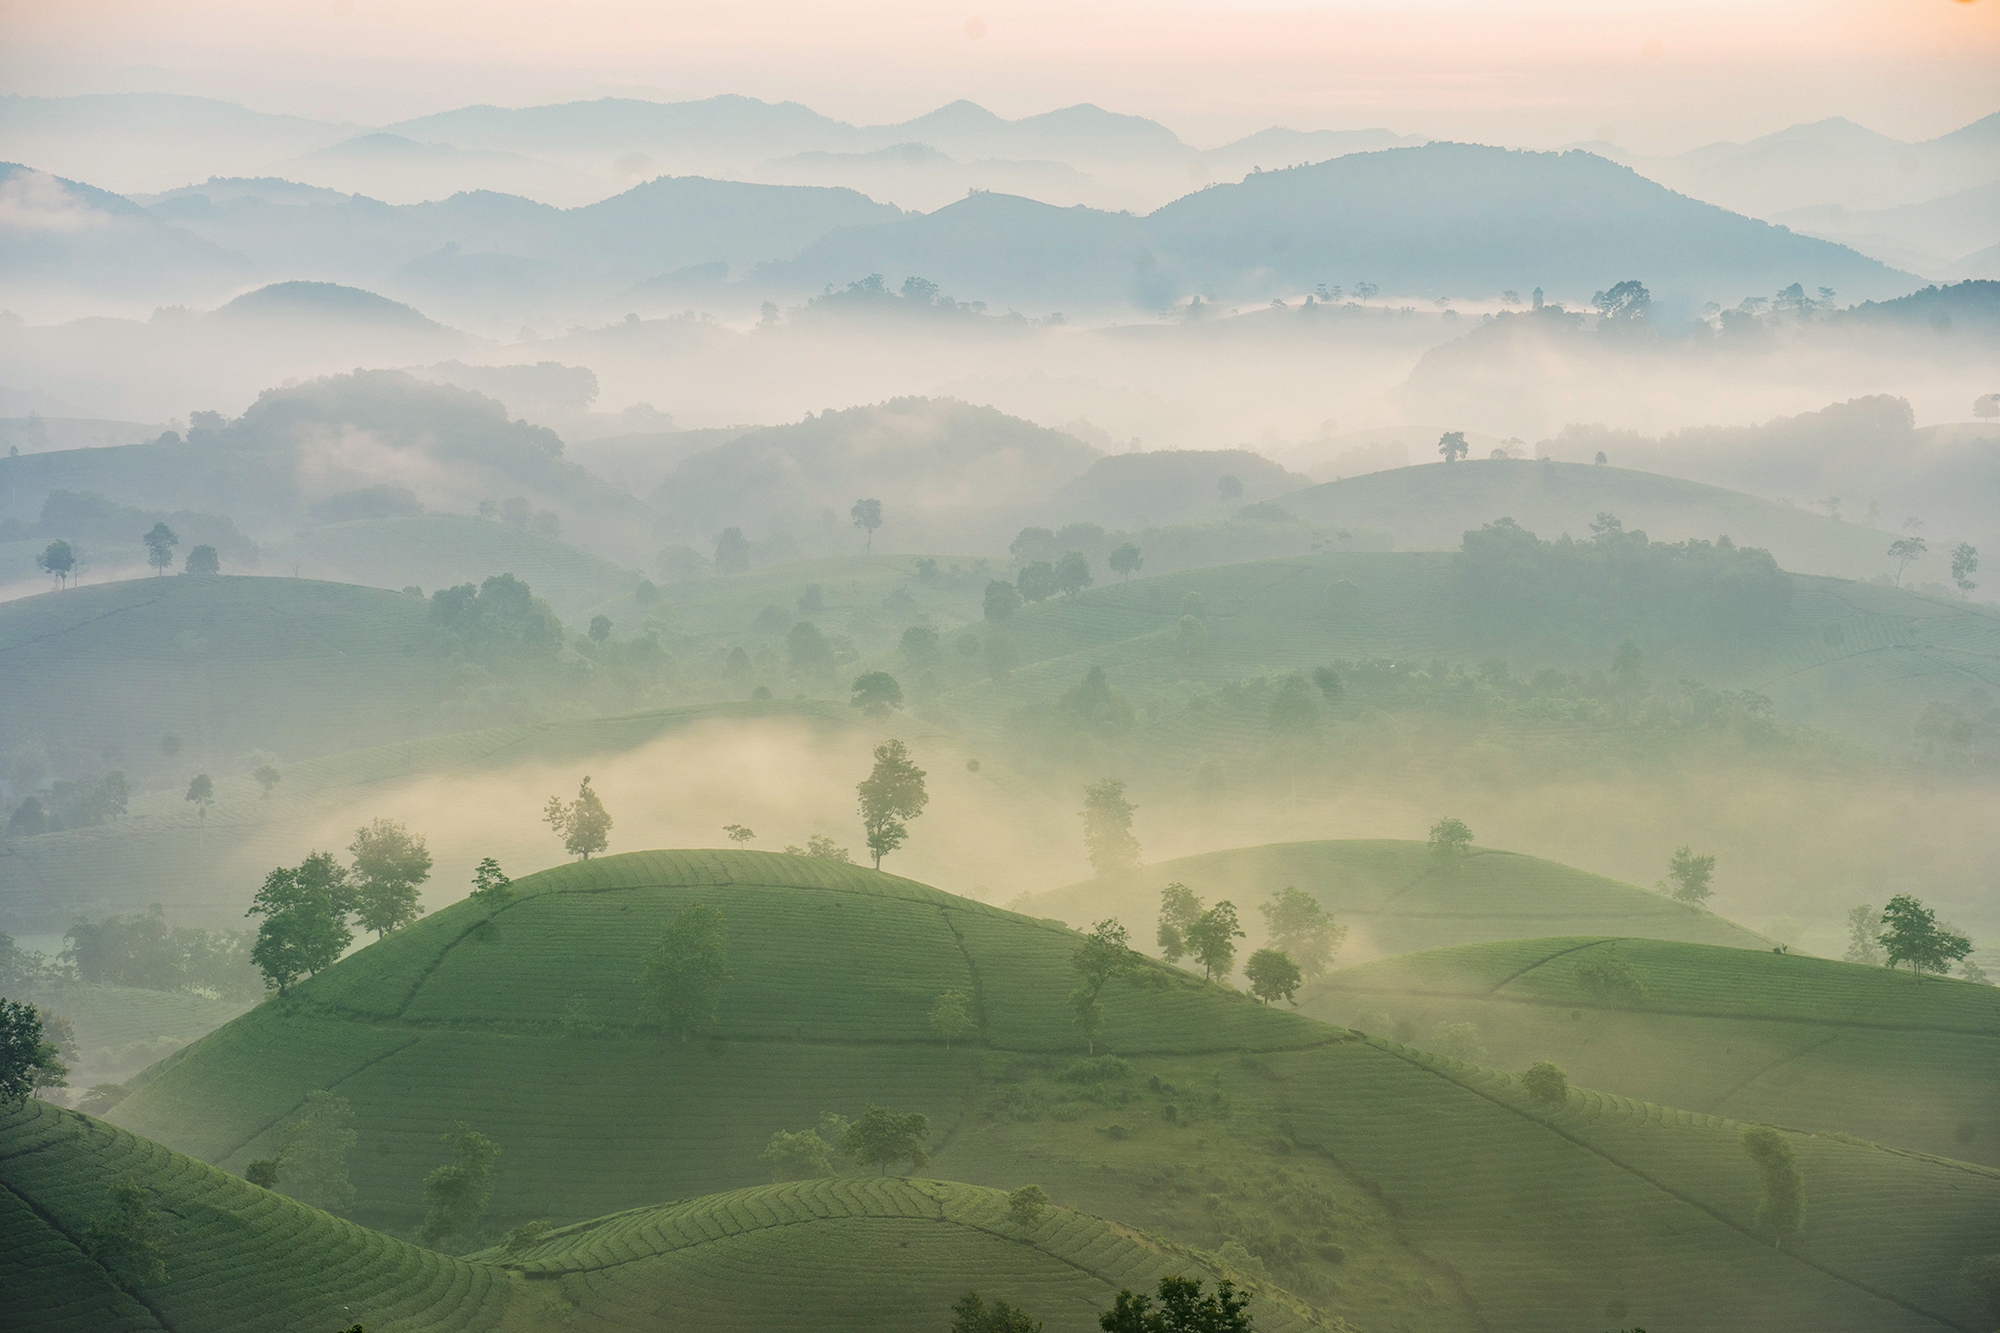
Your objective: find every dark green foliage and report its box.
[1080,779,1140,874]
[245,1157,280,1188]
[1666,847,1716,905]
[1109,542,1144,580]
[1257,888,1345,980]
[1185,903,1245,984]
[852,670,904,718]
[82,1175,170,1288]
[142,521,178,573]
[1521,1060,1568,1106]
[858,739,928,868]
[0,998,66,1107]
[588,614,613,642]
[1098,1275,1251,1333]
[1070,919,1137,1053]
[253,764,281,796]
[902,623,941,660]
[761,1128,837,1181]
[1740,1125,1804,1248]
[428,574,564,662]
[1017,561,1058,604]
[183,543,220,575]
[1007,1184,1049,1228]
[1156,883,1204,965]
[503,1218,553,1256]
[642,903,731,1042]
[1244,949,1302,1006]
[1427,817,1472,860]
[1452,518,1793,645]
[544,775,612,859]
[420,1121,499,1249]
[1877,894,1973,981]
[184,773,214,816]
[954,1290,1044,1333]
[246,851,354,994]
[1572,948,1645,1005]
[37,538,76,586]
[62,903,260,999]
[470,857,514,906]
[930,989,974,1048]
[841,1104,931,1174]
[349,818,432,937]
[1056,667,1136,741]
[27,771,130,832]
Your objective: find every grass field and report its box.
[1025,840,1770,961]
[1301,935,2000,1166]
[107,849,2000,1332]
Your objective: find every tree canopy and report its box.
[1877,894,1973,980]
[544,776,612,859]
[840,1104,931,1174]
[1080,778,1141,875]
[641,902,732,1041]
[1258,887,1345,980]
[348,818,432,937]
[0,999,68,1108]
[857,739,928,868]
[245,851,354,994]
[1098,1275,1251,1333]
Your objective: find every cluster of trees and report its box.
[62,904,262,1000]
[5,770,128,836]
[760,1105,934,1179]
[429,574,565,664]
[950,1274,1251,1333]
[244,820,434,992]
[1157,886,1244,984]
[0,998,69,1108]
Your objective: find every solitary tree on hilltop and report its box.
[1665,846,1716,905]
[1080,779,1140,876]
[142,523,179,575]
[1888,535,1927,587]
[1740,1125,1804,1250]
[348,818,432,937]
[714,527,751,576]
[38,539,76,588]
[184,544,220,576]
[470,857,513,907]
[1427,816,1473,861]
[544,776,612,860]
[857,739,928,868]
[840,1105,931,1174]
[641,902,731,1041]
[723,823,755,845]
[1438,431,1469,464]
[851,498,883,554]
[1007,1184,1049,1228]
[1877,893,1973,981]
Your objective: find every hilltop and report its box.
[1302,935,2000,1165]
[1024,840,1768,959]
[108,849,2000,1331]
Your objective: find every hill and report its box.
[107,849,2000,1331]
[0,1099,506,1332]
[0,163,250,310]
[1044,449,1311,530]
[1025,840,1768,959]
[1301,936,2000,1166]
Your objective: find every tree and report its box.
[82,1176,170,1288]
[1055,550,1093,598]
[1080,779,1140,875]
[1427,816,1473,861]
[1887,535,1927,586]
[930,989,974,1048]
[954,1291,1044,1333]
[1070,919,1136,1054]
[183,544,220,576]
[851,670,903,718]
[1108,542,1143,581]
[984,579,1023,622]
[1311,665,1343,700]
[1951,542,1978,597]
[642,902,731,1041]
[143,522,179,575]
[1521,1060,1568,1106]
[1156,883,1204,964]
[184,774,214,830]
[588,614,612,642]
[37,538,76,588]
[1258,887,1345,980]
[253,765,281,798]
[267,1089,356,1211]
[857,739,928,868]
[246,851,354,994]
[0,998,67,1107]
[851,498,883,553]
[1098,1275,1251,1333]
[841,1104,931,1174]
[1017,561,1058,604]
[1877,893,1973,981]
[1185,902,1244,983]
[1843,903,1882,965]
[1244,948,1303,1005]
[714,527,751,575]
[787,620,836,676]
[348,818,432,937]
[1007,1183,1049,1228]
[420,1121,499,1249]
[1592,279,1653,328]
[805,834,851,861]
[761,1127,836,1180]
[1665,846,1716,905]
[723,823,755,845]
[1740,1125,1804,1249]
[470,857,513,906]
[901,623,940,661]
[1437,431,1469,464]
[544,776,612,859]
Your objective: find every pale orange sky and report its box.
[3,0,1996,149]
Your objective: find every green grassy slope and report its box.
[264,514,644,622]
[0,1099,507,1333]
[109,850,1999,1332]
[1025,840,1769,958]
[1285,459,1902,582]
[1301,936,2000,1165]
[0,574,445,763]
[488,1177,1335,1333]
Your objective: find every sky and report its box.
[3,0,1997,151]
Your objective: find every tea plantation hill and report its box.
[110,851,2000,1332]
[0,697,1066,933]
[1282,458,1907,585]
[1025,840,1771,958]
[931,547,2000,754]
[0,1101,1321,1333]
[0,1099,508,1333]
[1301,935,2000,1166]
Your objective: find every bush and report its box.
[1521,1061,1569,1106]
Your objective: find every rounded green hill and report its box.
[1304,935,2000,1164]
[1025,839,1768,957]
[107,850,2000,1332]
